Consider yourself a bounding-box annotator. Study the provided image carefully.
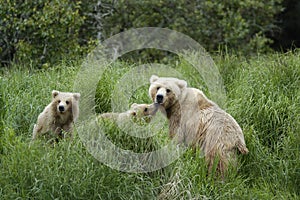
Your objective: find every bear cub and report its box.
[32,90,80,140]
[98,103,158,123]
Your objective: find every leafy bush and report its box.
[0,0,286,67]
[95,0,283,53]
[0,0,86,67]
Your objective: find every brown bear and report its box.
[98,103,158,123]
[149,75,248,176]
[32,90,80,140]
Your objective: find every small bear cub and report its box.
[32,90,80,140]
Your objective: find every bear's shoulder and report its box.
[182,87,216,110]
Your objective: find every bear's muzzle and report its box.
[156,94,164,104]
[58,105,65,112]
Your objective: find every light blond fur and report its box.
[149,75,248,176]
[98,103,158,122]
[32,90,80,140]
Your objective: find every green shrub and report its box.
[0,0,86,67]
[0,0,285,67]
[96,0,283,54]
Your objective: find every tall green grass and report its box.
[0,51,299,199]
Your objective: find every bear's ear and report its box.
[73,93,81,101]
[131,103,137,108]
[150,75,159,83]
[176,79,187,89]
[52,90,59,98]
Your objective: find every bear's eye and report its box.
[66,101,69,105]
[132,112,136,116]
[144,108,148,112]
[156,87,160,91]
[166,89,171,93]
[58,100,61,103]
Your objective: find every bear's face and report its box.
[149,75,187,109]
[129,103,158,118]
[52,90,80,114]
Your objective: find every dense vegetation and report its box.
[0,0,286,67]
[0,51,299,199]
[0,0,299,199]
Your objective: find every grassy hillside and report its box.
[0,51,299,199]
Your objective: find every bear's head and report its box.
[129,103,158,118]
[149,75,187,109]
[52,90,80,115]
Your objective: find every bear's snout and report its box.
[156,94,164,104]
[58,105,65,112]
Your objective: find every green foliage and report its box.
[0,52,299,199]
[0,0,286,67]
[98,0,283,53]
[218,51,300,195]
[0,0,87,67]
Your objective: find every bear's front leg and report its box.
[61,124,73,139]
[32,123,44,140]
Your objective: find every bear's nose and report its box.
[59,105,65,112]
[156,94,164,104]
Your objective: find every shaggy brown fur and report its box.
[32,90,80,140]
[149,75,248,176]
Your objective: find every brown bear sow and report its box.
[32,90,80,140]
[149,75,248,176]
